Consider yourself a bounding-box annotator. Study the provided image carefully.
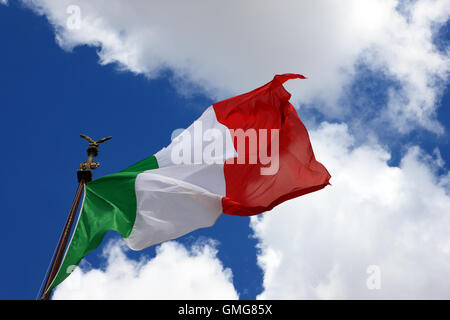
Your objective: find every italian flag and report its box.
[48,74,331,292]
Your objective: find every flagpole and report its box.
[39,135,112,300]
[40,180,85,300]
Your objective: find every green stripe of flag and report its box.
[48,156,159,291]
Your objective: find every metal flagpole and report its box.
[39,135,112,300]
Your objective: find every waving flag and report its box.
[47,73,331,292]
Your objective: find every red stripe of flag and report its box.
[213,74,331,216]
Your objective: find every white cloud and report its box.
[52,239,239,299]
[251,122,450,299]
[1,0,8,5]
[20,0,449,134]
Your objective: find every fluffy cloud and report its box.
[20,0,449,133]
[251,122,450,299]
[52,239,239,299]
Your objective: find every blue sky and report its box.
[1,1,449,299]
